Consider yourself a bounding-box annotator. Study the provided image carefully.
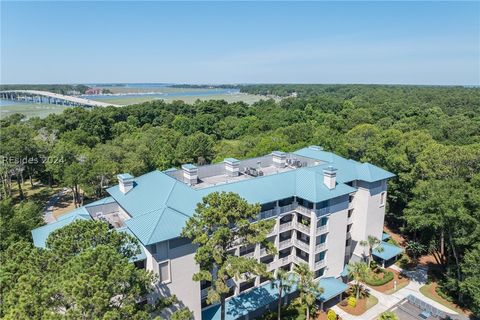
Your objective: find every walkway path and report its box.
[43,187,70,224]
[332,266,460,320]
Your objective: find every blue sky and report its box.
[1,1,479,85]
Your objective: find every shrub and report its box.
[378,311,399,320]
[365,270,394,286]
[348,296,357,308]
[370,260,378,270]
[327,309,337,320]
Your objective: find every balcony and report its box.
[315,243,327,253]
[259,208,278,220]
[296,205,312,216]
[296,221,310,234]
[241,251,255,259]
[279,203,296,214]
[294,239,310,252]
[314,207,329,217]
[316,225,328,234]
[279,238,293,250]
[279,255,292,265]
[267,260,278,271]
[293,255,308,265]
[201,278,235,299]
[314,259,325,270]
[279,221,293,232]
[267,225,278,236]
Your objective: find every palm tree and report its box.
[348,261,369,300]
[360,235,383,267]
[293,263,324,320]
[270,269,292,320]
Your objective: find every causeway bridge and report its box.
[0,90,121,108]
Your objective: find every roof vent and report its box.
[224,158,240,177]
[118,173,134,194]
[309,145,324,151]
[323,166,337,190]
[182,164,198,185]
[272,151,286,168]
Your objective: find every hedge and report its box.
[365,270,394,286]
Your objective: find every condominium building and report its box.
[32,146,398,320]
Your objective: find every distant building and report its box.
[32,146,400,320]
[85,88,102,95]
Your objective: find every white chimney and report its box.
[182,164,198,185]
[224,158,240,177]
[272,151,286,168]
[323,166,337,189]
[118,173,134,194]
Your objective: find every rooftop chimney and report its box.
[224,158,240,177]
[118,173,134,194]
[323,166,337,190]
[182,164,198,185]
[272,151,286,168]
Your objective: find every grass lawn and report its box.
[419,283,471,316]
[10,180,62,205]
[1,103,70,118]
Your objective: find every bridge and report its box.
[0,90,122,108]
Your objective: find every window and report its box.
[347,209,353,218]
[346,238,352,247]
[158,261,171,283]
[380,192,386,206]
[346,223,352,233]
[349,195,354,203]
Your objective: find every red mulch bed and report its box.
[337,297,368,316]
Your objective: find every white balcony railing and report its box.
[279,255,292,265]
[294,239,310,252]
[267,225,278,236]
[315,242,327,252]
[267,260,277,271]
[316,225,328,234]
[241,251,255,259]
[279,221,293,232]
[260,247,269,256]
[296,205,312,216]
[296,222,310,234]
[293,255,308,265]
[279,239,293,250]
[314,259,326,270]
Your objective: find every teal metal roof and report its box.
[340,264,350,277]
[107,147,394,245]
[373,241,403,261]
[294,147,395,183]
[317,277,349,302]
[201,276,347,320]
[32,212,92,248]
[124,207,190,246]
[382,232,391,241]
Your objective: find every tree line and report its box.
[0,84,479,315]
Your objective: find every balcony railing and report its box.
[241,251,255,258]
[201,278,235,299]
[279,238,293,250]
[296,221,311,234]
[314,259,325,270]
[279,221,293,232]
[293,255,308,265]
[259,208,278,220]
[267,260,277,271]
[279,255,292,265]
[279,203,296,214]
[315,242,327,252]
[294,239,310,252]
[267,225,278,236]
[296,205,312,216]
[316,225,328,234]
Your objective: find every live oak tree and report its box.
[181,192,276,320]
[0,221,154,320]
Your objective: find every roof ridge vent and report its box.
[308,145,324,151]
